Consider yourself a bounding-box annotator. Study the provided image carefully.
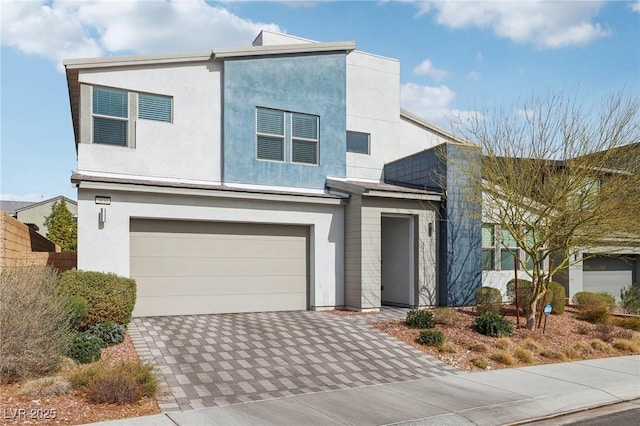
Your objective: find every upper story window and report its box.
[139,93,172,122]
[93,87,128,146]
[256,108,285,161]
[256,107,319,165]
[292,113,318,165]
[347,131,370,155]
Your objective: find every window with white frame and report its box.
[347,131,370,154]
[256,108,285,161]
[92,87,128,146]
[500,228,520,270]
[138,93,172,122]
[291,113,318,165]
[481,225,495,270]
[256,107,319,165]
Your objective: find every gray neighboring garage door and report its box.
[130,219,309,317]
[583,255,636,298]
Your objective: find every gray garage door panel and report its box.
[583,255,635,299]
[130,219,308,317]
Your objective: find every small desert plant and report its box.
[520,338,542,352]
[468,343,488,353]
[545,282,566,315]
[541,350,565,360]
[439,342,457,353]
[588,339,612,352]
[576,306,611,324]
[490,351,516,365]
[432,308,461,326]
[406,309,435,329]
[495,337,512,349]
[471,357,488,369]
[476,286,503,315]
[88,322,126,346]
[573,291,616,311]
[612,339,640,352]
[417,330,445,346]
[19,376,71,398]
[614,317,640,331]
[0,266,73,383]
[69,361,157,404]
[59,270,136,330]
[513,347,534,363]
[563,342,594,359]
[475,312,513,337]
[576,325,592,335]
[67,332,105,364]
[619,286,640,315]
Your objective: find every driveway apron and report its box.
[130,309,457,411]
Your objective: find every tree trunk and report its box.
[526,298,538,330]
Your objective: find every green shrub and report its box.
[88,322,126,347]
[70,361,157,404]
[406,309,435,329]
[620,286,640,315]
[475,312,513,337]
[62,295,90,330]
[67,332,105,364]
[614,317,640,331]
[576,306,611,324]
[545,282,566,315]
[417,330,445,346]
[59,270,136,329]
[475,286,502,315]
[573,291,616,311]
[432,308,461,325]
[507,279,534,315]
[0,266,73,383]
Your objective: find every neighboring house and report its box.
[0,196,78,238]
[64,31,467,317]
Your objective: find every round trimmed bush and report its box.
[406,309,435,329]
[544,282,566,315]
[476,286,502,315]
[88,322,126,347]
[67,332,105,364]
[59,270,136,330]
[475,312,513,337]
[62,295,90,330]
[573,291,616,311]
[417,330,444,346]
[507,279,534,315]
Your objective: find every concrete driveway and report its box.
[129,309,457,411]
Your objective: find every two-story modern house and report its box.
[65,31,479,317]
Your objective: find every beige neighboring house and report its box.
[0,196,77,239]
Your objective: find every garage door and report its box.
[583,255,636,299]
[130,219,309,316]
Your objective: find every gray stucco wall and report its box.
[385,143,481,306]
[223,53,347,189]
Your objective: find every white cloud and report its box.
[0,193,49,202]
[1,0,283,69]
[412,59,447,81]
[630,1,640,12]
[476,51,484,63]
[415,1,610,49]
[467,70,480,81]
[400,82,477,128]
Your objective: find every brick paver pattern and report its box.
[130,309,457,411]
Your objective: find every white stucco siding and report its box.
[77,62,222,183]
[396,117,448,158]
[482,271,533,300]
[77,188,344,310]
[346,51,400,181]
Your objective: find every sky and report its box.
[1,0,639,202]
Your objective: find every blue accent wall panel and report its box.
[385,144,482,306]
[223,53,347,189]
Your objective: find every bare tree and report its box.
[458,91,640,329]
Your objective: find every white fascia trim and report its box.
[365,190,442,201]
[214,41,356,59]
[64,51,213,69]
[400,109,476,146]
[78,171,222,187]
[223,181,328,196]
[77,181,344,205]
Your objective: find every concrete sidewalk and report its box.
[88,355,639,426]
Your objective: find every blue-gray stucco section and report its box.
[222,53,347,189]
[385,144,482,306]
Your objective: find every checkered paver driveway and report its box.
[130,309,458,411]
